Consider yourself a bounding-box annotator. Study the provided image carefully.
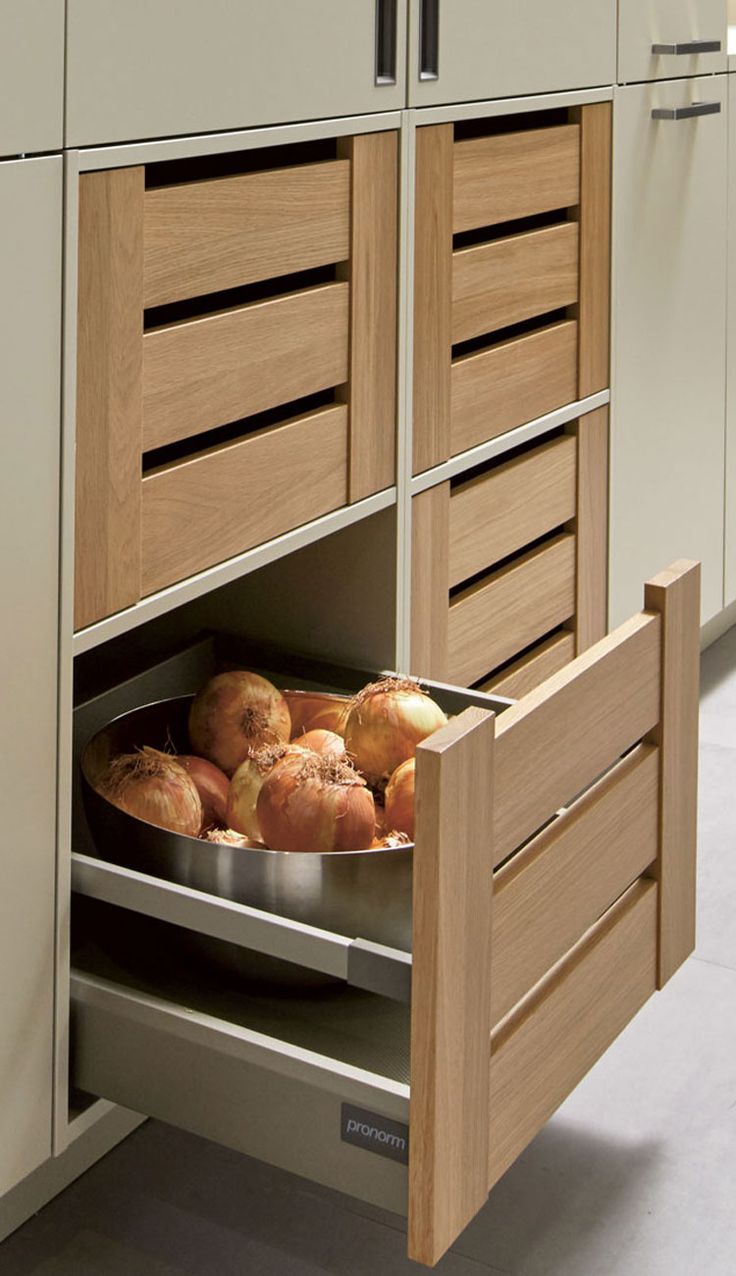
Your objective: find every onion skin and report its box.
[371,830,412,849]
[257,753,375,853]
[283,690,349,737]
[178,755,229,827]
[344,678,446,786]
[202,827,264,849]
[188,671,291,776]
[227,743,305,841]
[100,747,203,837]
[384,757,415,839]
[293,729,346,762]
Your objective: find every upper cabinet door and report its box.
[618,0,727,84]
[407,0,616,108]
[66,0,407,147]
[0,1,64,156]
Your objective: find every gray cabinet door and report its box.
[408,0,616,108]
[726,76,736,607]
[618,0,727,85]
[0,1,64,156]
[0,157,62,1194]
[610,77,727,627]
[66,0,406,147]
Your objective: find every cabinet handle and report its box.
[419,0,440,81]
[375,0,398,85]
[651,100,721,121]
[651,39,722,55]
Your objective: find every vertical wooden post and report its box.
[573,406,609,652]
[411,484,450,680]
[408,707,495,1267]
[413,124,453,476]
[644,559,701,987]
[575,102,611,399]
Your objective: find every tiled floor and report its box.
[1,631,735,1275]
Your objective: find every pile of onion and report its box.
[99,747,203,837]
[344,677,446,787]
[283,690,349,737]
[227,742,305,841]
[256,751,375,853]
[188,671,291,776]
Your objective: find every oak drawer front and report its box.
[618,0,726,84]
[478,631,576,700]
[453,126,581,234]
[448,435,577,588]
[448,534,577,687]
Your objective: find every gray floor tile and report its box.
[700,626,736,749]
[696,742,736,972]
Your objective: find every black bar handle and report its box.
[375,0,398,85]
[419,0,439,81]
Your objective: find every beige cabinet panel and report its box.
[0,1,64,156]
[0,158,62,1194]
[619,0,726,85]
[66,0,406,147]
[610,78,727,627]
[408,0,615,108]
[726,77,736,606]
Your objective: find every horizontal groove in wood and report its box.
[478,632,576,700]
[449,435,577,588]
[143,160,351,308]
[450,319,578,458]
[488,879,657,1190]
[494,612,662,863]
[452,222,579,346]
[447,534,576,688]
[140,404,348,595]
[492,745,659,1024]
[142,282,349,452]
[453,125,581,235]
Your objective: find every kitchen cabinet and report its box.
[618,0,727,85]
[610,75,727,627]
[726,75,736,606]
[0,156,62,1195]
[0,1,64,156]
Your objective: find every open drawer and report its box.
[70,561,700,1267]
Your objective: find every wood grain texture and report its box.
[576,102,611,398]
[449,435,577,588]
[488,880,657,1190]
[451,319,578,458]
[338,131,398,501]
[478,632,576,700]
[492,744,659,1024]
[453,125,581,234]
[452,222,579,345]
[140,404,348,595]
[142,283,349,452]
[75,166,144,631]
[574,407,609,652]
[411,484,450,681]
[409,707,495,1268]
[494,611,662,864]
[644,560,701,987]
[448,534,576,687]
[143,160,350,307]
[413,125,453,475]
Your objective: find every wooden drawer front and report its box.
[451,319,578,458]
[478,631,576,699]
[447,534,576,686]
[449,436,577,589]
[453,126,581,235]
[141,405,348,595]
[488,879,657,1189]
[143,161,351,309]
[143,283,349,453]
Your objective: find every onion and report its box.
[371,830,412,849]
[257,752,375,853]
[344,677,446,786]
[100,747,203,837]
[283,689,349,737]
[178,755,229,828]
[202,827,264,849]
[293,729,346,762]
[188,671,291,776]
[384,757,415,838]
[227,742,306,841]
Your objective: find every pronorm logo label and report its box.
[341,1104,409,1165]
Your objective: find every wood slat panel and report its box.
[452,222,579,346]
[478,632,576,700]
[143,160,351,308]
[453,125,581,235]
[338,131,398,501]
[451,319,578,458]
[142,283,349,452]
[409,708,495,1269]
[574,407,609,652]
[576,102,611,398]
[413,125,453,475]
[492,745,659,1024]
[411,485,450,681]
[494,611,661,863]
[644,560,701,987]
[449,435,577,588]
[448,534,576,688]
[488,880,657,1190]
[140,404,348,595]
[75,167,144,631]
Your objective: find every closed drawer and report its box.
[0,1,64,156]
[618,0,726,83]
[478,631,576,699]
